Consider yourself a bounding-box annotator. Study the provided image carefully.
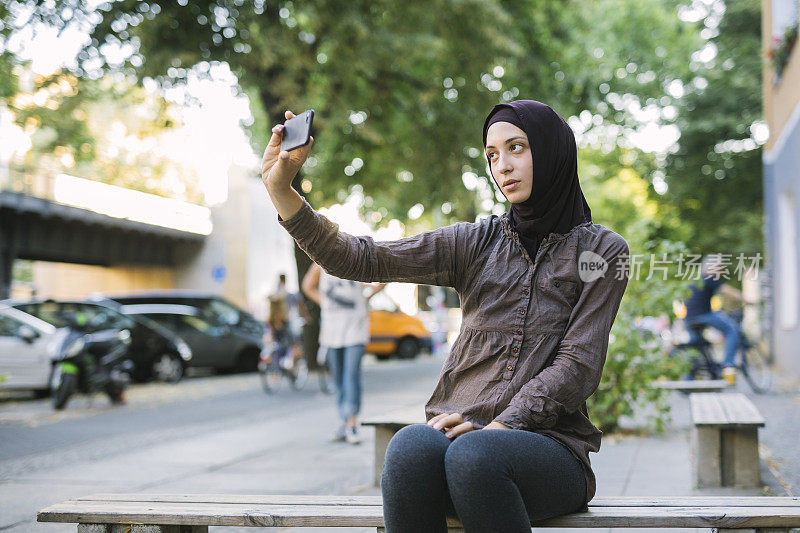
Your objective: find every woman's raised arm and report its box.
[261,111,475,290]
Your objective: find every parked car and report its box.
[94,291,266,340]
[118,303,262,373]
[367,292,432,360]
[11,300,192,383]
[0,305,66,395]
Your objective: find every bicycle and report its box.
[258,341,308,393]
[670,312,772,394]
[316,345,333,395]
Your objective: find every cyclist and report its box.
[683,255,745,384]
[262,294,296,370]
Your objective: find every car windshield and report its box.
[369,292,399,313]
[15,302,134,332]
[203,299,241,326]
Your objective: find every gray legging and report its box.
[381,424,587,533]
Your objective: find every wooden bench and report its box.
[361,407,425,486]
[653,379,730,393]
[38,494,800,532]
[690,392,766,489]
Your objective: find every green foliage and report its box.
[770,22,798,77]
[588,238,693,433]
[3,69,203,202]
[53,0,519,222]
[577,151,694,432]
[660,0,763,257]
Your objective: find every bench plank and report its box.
[691,393,765,427]
[692,393,730,425]
[653,380,729,392]
[72,494,800,507]
[38,497,800,529]
[721,394,766,426]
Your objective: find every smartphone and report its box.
[281,110,314,152]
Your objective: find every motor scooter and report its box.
[50,327,134,410]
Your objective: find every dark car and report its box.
[117,303,262,373]
[94,291,265,339]
[11,300,192,383]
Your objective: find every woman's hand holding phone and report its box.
[261,110,314,220]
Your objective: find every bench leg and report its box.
[693,426,761,488]
[79,526,208,533]
[374,425,395,486]
[78,526,108,533]
[721,427,761,488]
[693,426,722,487]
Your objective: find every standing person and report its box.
[261,101,629,532]
[302,262,385,444]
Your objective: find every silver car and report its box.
[0,305,67,394]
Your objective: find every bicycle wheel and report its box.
[290,357,309,390]
[259,360,284,394]
[316,346,333,394]
[740,341,772,394]
[318,366,332,394]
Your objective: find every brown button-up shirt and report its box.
[281,200,629,504]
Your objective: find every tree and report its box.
[3,69,203,202]
[661,0,764,258]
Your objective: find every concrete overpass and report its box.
[0,174,208,299]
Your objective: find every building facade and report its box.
[762,0,800,376]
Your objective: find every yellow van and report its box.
[367,293,431,359]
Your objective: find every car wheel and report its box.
[395,337,419,359]
[151,353,184,383]
[236,348,260,373]
[33,388,51,399]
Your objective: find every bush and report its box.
[587,238,693,433]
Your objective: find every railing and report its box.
[0,167,213,235]
[0,168,55,200]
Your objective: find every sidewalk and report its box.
[6,358,797,533]
[341,373,797,533]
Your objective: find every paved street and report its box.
[0,355,442,532]
[0,354,797,533]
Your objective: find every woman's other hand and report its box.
[261,110,314,220]
[483,421,510,430]
[428,412,474,439]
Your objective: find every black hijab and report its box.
[482,100,592,261]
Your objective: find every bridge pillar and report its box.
[0,222,14,300]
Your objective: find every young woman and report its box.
[302,262,385,444]
[261,100,629,533]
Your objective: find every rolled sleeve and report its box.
[495,233,630,430]
[280,199,471,290]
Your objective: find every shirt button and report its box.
[522,288,530,295]
[518,309,525,315]
[507,365,514,371]
[516,329,522,335]
[512,347,519,353]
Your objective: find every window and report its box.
[772,0,799,42]
[777,191,799,329]
[204,299,240,326]
[14,303,134,332]
[0,315,22,337]
[369,292,399,313]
